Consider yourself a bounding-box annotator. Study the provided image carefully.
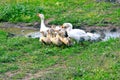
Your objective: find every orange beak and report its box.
[37,13,41,17]
[61,26,64,28]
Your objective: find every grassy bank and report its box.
[0,30,120,79]
[0,0,120,26]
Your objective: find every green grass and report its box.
[0,0,120,26]
[0,30,120,79]
[0,0,120,79]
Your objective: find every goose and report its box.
[62,23,89,42]
[51,25,62,31]
[39,31,51,44]
[48,29,63,46]
[37,13,49,36]
[57,29,73,46]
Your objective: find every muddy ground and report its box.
[0,22,120,34]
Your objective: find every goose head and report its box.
[62,23,73,31]
[37,13,44,20]
[47,28,55,37]
[40,31,46,37]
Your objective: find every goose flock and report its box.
[38,13,102,46]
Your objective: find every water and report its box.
[103,31,120,41]
[0,26,41,38]
[25,32,41,38]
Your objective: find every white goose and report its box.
[62,23,89,42]
[38,13,49,36]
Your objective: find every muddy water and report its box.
[0,26,41,38]
[0,25,120,41]
[0,27,38,35]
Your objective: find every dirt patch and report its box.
[81,26,120,33]
[22,64,67,80]
[5,71,20,78]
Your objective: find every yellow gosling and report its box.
[49,29,63,46]
[57,30,73,46]
[39,31,51,44]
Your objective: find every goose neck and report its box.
[41,20,45,26]
[41,19,46,28]
[66,27,72,32]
